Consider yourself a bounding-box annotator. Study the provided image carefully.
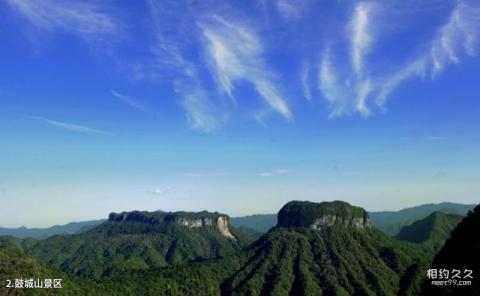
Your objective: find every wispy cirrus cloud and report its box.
[276,0,309,21]
[11,0,479,132]
[318,0,480,117]
[143,1,227,133]
[181,89,227,133]
[200,16,292,121]
[31,116,110,135]
[318,50,349,116]
[301,63,312,102]
[6,0,118,44]
[376,1,480,108]
[317,2,376,117]
[111,90,150,114]
[375,59,427,107]
[350,2,373,77]
[430,1,479,76]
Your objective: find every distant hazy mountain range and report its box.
[369,202,475,235]
[230,202,475,236]
[0,219,106,239]
[0,200,478,295]
[0,201,430,295]
[0,202,475,240]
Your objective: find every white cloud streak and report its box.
[350,3,373,76]
[318,50,350,116]
[276,0,305,21]
[319,1,480,117]
[144,1,227,133]
[429,1,480,77]
[6,0,117,44]
[31,116,109,135]
[12,0,479,129]
[201,17,292,120]
[301,63,312,101]
[377,1,480,108]
[111,90,150,114]
[181,89,226,133]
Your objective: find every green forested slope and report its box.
[0,201,436,296]
[104,201,430,296]
[1,210,252,280]
[395,212,462,252]
[421,204,480,296]
[369,203,474,236]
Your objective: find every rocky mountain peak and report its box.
[277,200,371,229]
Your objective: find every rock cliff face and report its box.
[277,200,371,229]
[108,210,236,239]
[176,217,213,227]
[217,216,236,240]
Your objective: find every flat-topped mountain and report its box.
[108,210,236,240]
[277,200,371,229]
[0,201,439,295]
[113,201,429,295]
[0,210,253,280]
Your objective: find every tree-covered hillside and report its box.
[0,201,446,295]
[106,201,431,296]
[369,202,474,236]
[421,204,480,296]
[395,212,462,252]
[0,245,94,295]
[1,210,253,280]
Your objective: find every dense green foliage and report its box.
[98,201,431,295]
[395,212,462,252]
[369,202,474,236]
[85,225,431,295]
[0,245,98,295]
[1,211,252,280]
[0,201,445,295]
[421,204,480,296]
[221,226,428,296]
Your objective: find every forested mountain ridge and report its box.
[421,204,480,296]
[0,220,105,239]
[0,202,473,239]
[2,201,475,295]
[105,201,432,295]
[369,202,475,236]
[0,210,253,280]
[395,212,462,252]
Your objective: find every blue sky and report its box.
[0,0,479,227]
